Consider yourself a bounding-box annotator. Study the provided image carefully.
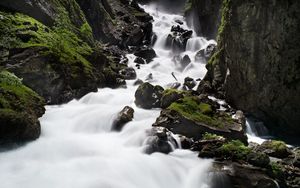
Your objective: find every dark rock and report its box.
[119,67,137,80]
[135,82,164,109]
[0,70,45,146]
[201,0,300,137]
[143,127,177,154]
[255,140,292,159]
[133,79,144,86]
[166,82,181,89]
[160,89,184,109]
[166,26,193,53]
[153,96,248,143]
[195,43,216,62]
[134,47,156,63]
[134,57,146,64]
[211,162,279,188]
[175,19,183,25]
[184,77,196,90]
[180,55,191,70]
[247,152,270,168]
[112,106,134,131]
[179,135,193,149]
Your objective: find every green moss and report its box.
[202,132,223,140]
[217,0,231,43]
[184,0,193,13]
[0,70,44,112]
[80,22,93,40]
[168,96,233,128]
[270,162,284,178]
[0,10,94,77]
[269,140,287,153]
[163,89,184,96]
[218,140,251,160]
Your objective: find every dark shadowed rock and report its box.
[143,127,177,154]
[112,106,134,131]
[255,140,292,159]
[134,56,146,64]
[134,47,156,63]
[160,89,184,109]
[180,55,191,70]
[134,82,164,109]
[119,67,137,80]
[184,77,196,90]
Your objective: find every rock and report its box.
[133,79,144,86]
[180,55,191,70]
[200,0,300,137]
[112,106,134,131]
[184,77,196,90]
[179,135,193,149]
[211,162,279,188]
[143,127,177,154]
[134,56,146,64]
[0,70,45,146]
[255,140,292,159]
[247,152,270,168]
[166,26,193,53]
[166,82,181,89]
[135,82,164,109]
[175,19,183,25]
[134,47,156,63]
[195,43,216,62]
[160,89,184,109]
[153,96,248,143]
[119,67,137,80]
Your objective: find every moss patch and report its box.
[168,96,233,128]
[218,140,251,160]
[202,132,223,140]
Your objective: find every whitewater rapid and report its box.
[0,4,217,188]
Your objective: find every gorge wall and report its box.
[189,0,300,138]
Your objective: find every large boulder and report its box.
[134,82,164,109]
[0,70,45,146]
[134,47,156,63]
[254,140,292,159]
[153,95,248,143]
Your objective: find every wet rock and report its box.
[143,127,177,154]
[166,82,181,89]
[175,19,183,25]
[255,140,292,159]
[119,67,137,80]
[133,79,144,86]
[134,56,146,64]
[195,43,216,62]
[166,25,193,53]
[247,152,270,168]
[153,95,248,143]
[135,82,164,109]
[134,47,156,63]
[145,73,153,81]
[160,89,184,109]
[212,162,279,188]
[180,55,191,70]
[184,77,196,90]
[179,135,193,149]
[112,106,134,131]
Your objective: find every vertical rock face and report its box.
[185,0,222,39]
[199,0,300,137]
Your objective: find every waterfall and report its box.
[0,3,216,188]
[245,118,272,144]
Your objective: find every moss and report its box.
[168,96,234,128]
[163,89,184,96]
[0,9,94,77]
[268,140,288,153]
[184,0,193,13]
[218,140,251,160]
[0,70,44,113]
[270,162,284,178]
[217,0,232,43]
[202,132,223,140]
[80,22,93,41]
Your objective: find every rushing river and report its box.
[0,3,220,188]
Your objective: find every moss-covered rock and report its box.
[153,95,248,143]
[256,140,292,159]
[135,82,164,109]
[0,70,45,145]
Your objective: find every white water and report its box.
[0,4,217,188]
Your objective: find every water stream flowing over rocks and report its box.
[0,3,217,188]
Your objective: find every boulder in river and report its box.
[134,47,156,63]
[143,127,177,154]
[119,67,137,80]
[153,95,248,143]
[134,82,164,109]
[184,77,196,90]
[112,106,134,131]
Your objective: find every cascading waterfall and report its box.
[0,3,217,188]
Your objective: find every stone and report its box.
[112,106,134,131]
[119,67,137,80]
[184,77,196,90]
[134,82,164,109]
[134,47,156,63]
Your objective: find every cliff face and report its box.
[197,0,300,137]
[0,0,152,145]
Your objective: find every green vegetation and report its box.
[0,70,44,112]
[162,89,184,96]
[218,140,251,160]
[202,132,223,140]
[270,162,284,178]
[168,96,234,128]
[184,0,193,13]
[0,8,94,77]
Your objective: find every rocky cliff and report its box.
[194,0,300,138]
[0,0,152,145]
